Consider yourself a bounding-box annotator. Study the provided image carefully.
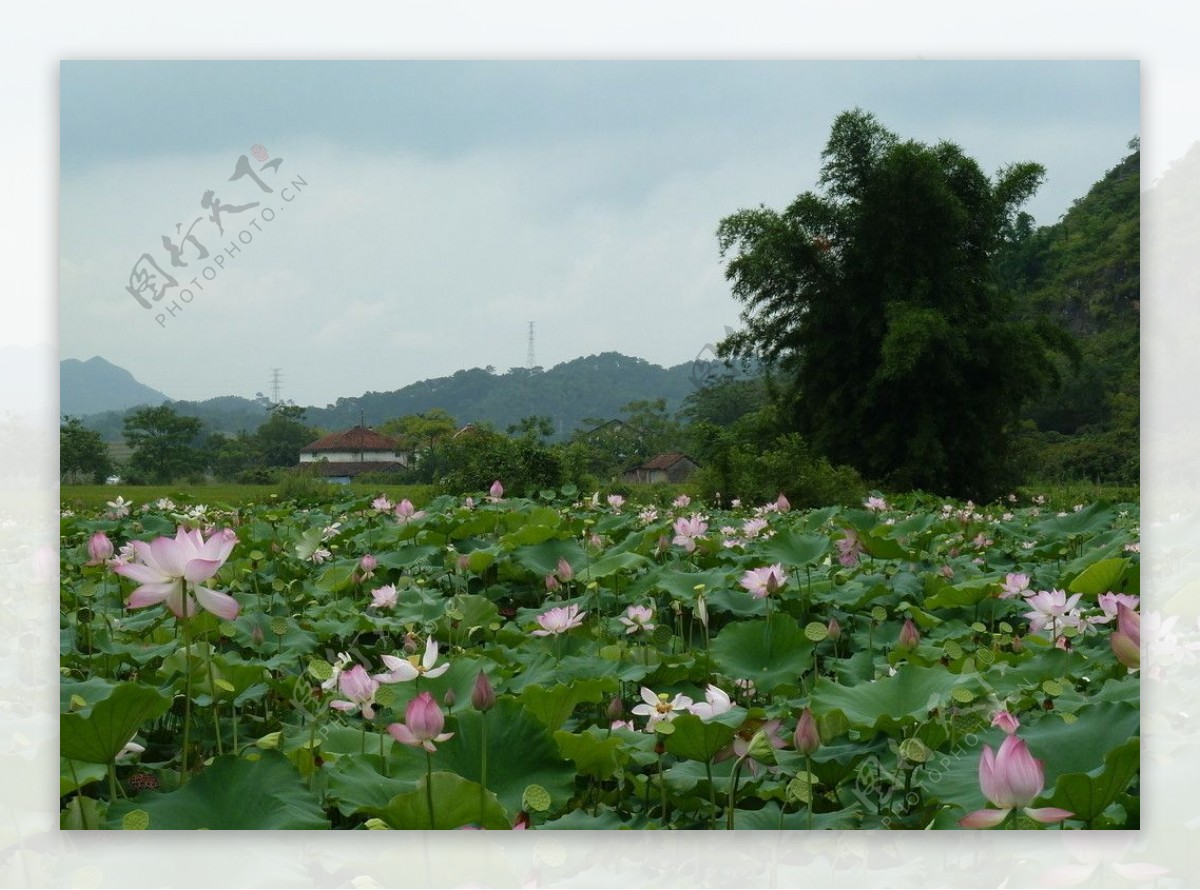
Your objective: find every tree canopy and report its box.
[123,405,204,484]
[61,415,113,484]
[717,109,1073,499]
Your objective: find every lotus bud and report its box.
[898,618,920,650]
[472,670,496,712]
[87,532,114,566]
[826,617,842,641]
[556,557,574,582]
[1110,603,1140,669]
[607,697,625,721]
[794,707,820,755]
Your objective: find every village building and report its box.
[298,425,412,484]
[621,452,700,485]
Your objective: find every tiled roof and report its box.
[300,425,398,453]
[637,452,695,471]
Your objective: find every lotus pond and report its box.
[59,486,1140,830]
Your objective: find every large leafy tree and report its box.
[255,404,317,468]
[61,416,114,483]
[123,405,204,483]
[717,109,1072,499]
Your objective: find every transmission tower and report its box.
[527,321,536,369]
[270,368,283,403]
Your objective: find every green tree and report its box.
[123,405,204,483]
[507,415,554,445]
[204,430,262,481]
[717,109,1072,499]
[60,416,113,483]
[255,404,317,468]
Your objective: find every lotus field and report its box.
[59,485,1140,830]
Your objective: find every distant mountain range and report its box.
[64,351,750,442]
[60,356,173,417]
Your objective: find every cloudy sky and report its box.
[60,60,1139,407]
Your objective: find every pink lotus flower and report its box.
[370,584,398,609]
[388,691,454,752]
[607,494,625,510]
[793,707,820,755]
[376,637,450,683]
[359,553,378,577]
[958,734,1073,828]
[673,494,691,508]
[531,604,587,636]
[394,499,425,522]
[864,495,889,512]
[631,686,694,730]
[999,572,1030,599]
[1023,589,1082,635]
[688,684,732,721]
[741,517,769,538]
[329,664,380,720]
[113,526,239,620]
[618,604,656,635]
[371,495,394,512]
[489,480,504,501]
[739,564,787,599]
[86,532,114,566]
[544,573,560,592]
[672,514,708,553]
[1098,592,1140,619]
[991,710,1020,734]
[774,493,791,512]
[1110,603,1140,669]
[835,529,863,567]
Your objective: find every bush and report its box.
[276,466,338,504]
[692,432,864,509]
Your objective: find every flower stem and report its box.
[425,750,436,827]
[705,759,717,830]
[726,756,746,831]
[180,616,192,784]
[806,753,813,831]
[479,712,489,826]
[203,629,223,755]
[657,749,668,822]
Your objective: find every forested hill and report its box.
[76,352,719,441]
[1001,141,1140,483]
[307,352,708,435]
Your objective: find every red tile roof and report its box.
[300,425,399,453]
[637,452,695,471]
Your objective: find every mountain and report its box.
[69,351,746,442]
[60,356,172,417]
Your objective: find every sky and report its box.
[59,60,1140,408]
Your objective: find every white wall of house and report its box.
[300,450,407,464]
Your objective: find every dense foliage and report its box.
[715,109,1075,500]
[60,487,1139,830]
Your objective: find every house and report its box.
[298,425,412,484]
[622,452,700,485]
